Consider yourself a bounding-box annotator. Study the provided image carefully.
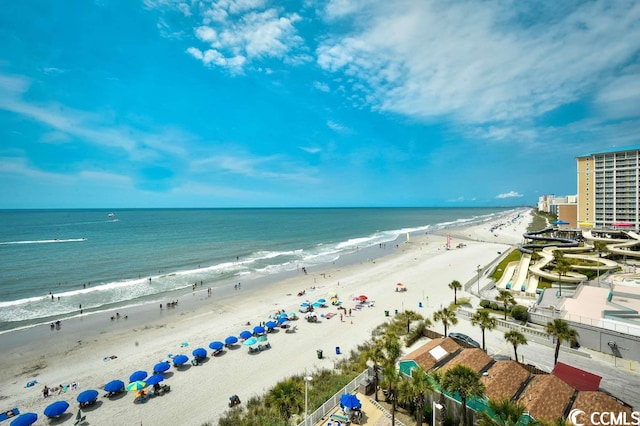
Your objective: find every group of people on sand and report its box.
[110,312,128,320]
[42,382,78,398]
[160,300,179,309]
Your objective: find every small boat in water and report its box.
[108,213,115,218]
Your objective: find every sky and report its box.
[1,0,639,209]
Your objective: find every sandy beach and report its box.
[0,209,531,426]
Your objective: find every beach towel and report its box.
[325,313,336,319]
[0,408,19,422]
[25,380,37,388]
[180,342,189,347]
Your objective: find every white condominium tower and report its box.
[576,145,640,229]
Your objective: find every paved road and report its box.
[419,306,640,410]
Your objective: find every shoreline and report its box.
[0,209,530,425]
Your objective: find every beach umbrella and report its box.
[277,317,288,325]
[396,282,404,286]
[242,337,258,346]
[153,362,170,373]
[257,335,268,342]
[253,326,265,335]
[129,370,148,382]
[192,347,207,359]
[279,312,288,318]
[10,413,37,426]
[358,295,367,301]
[104,380,125,393]
[76,389,99,404]
[317,298,326,303]
[173,354,189,366]
[44,401,69,418]
[239,330,253,340]
[126,381,147,391]
[209,341,224,351]
[340,393,362,410]
[265,321,277,329]
[312,302,322,308]
[224,336,238,346]
[328,291,337,296]
[145,374,164,386]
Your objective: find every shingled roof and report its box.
[481,360,531,401]
[439,348,494,373]
[571,391,633,421]
[402,337,461,371]
[518,375,574,421]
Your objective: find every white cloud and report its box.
[151,0,305,73]
[496,191,523,199]
[313,81,330,92]
[316,0,640,127]
[327,120,352,134]
[300,146,321,154]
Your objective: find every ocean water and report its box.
[0,208,511,331]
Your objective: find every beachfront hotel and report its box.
[576,145,640,229]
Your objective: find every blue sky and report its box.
[1,1,639,208]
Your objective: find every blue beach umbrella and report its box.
[239,330,253,340]
[129,370,148,382]
[317,298,326,303]
[265,321,277,329]
[209,341,224,351]
[77,389,99,404]
[10,413,38,426]
[253,326,265,335]
[173,354,189,366]
[104,380,125,393]
[340,393,362,410]
[277,317,288,325]
[257,335,268,342]
[153,362,170,374]
[313,302,322,308]
[192,347,207,359]
[224,336,238,346]
[44,400,69,418]
[279,312,288,318]
[145,374,164,386]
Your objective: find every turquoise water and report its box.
[0,208,510,330]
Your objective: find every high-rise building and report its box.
[576,145,640,229]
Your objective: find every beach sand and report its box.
[0,209,531,426]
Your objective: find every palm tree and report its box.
[380,363,403,426]
[449,280,462,305]
[441,364,486,426]
[264,377,303,420]
[503,330,527,362]
[552,250,571,297]
[398,368,434,426]
[495,290,516,321]
[471,310,496,352]
[545,318,579,365]
[477,397,527,426]
[364,339,385,402]
[433,307,458,337]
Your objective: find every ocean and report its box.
[0,207,512,332]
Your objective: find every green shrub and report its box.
[511,305,528,321]
[480,299,491,308]
[490,302,499,310]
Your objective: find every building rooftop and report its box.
[401,337,461,371]
[571,391,633,420]
[438,348,493,374]
[517,375,575,422]
[481,360,531,401]
[576,144,640,158]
